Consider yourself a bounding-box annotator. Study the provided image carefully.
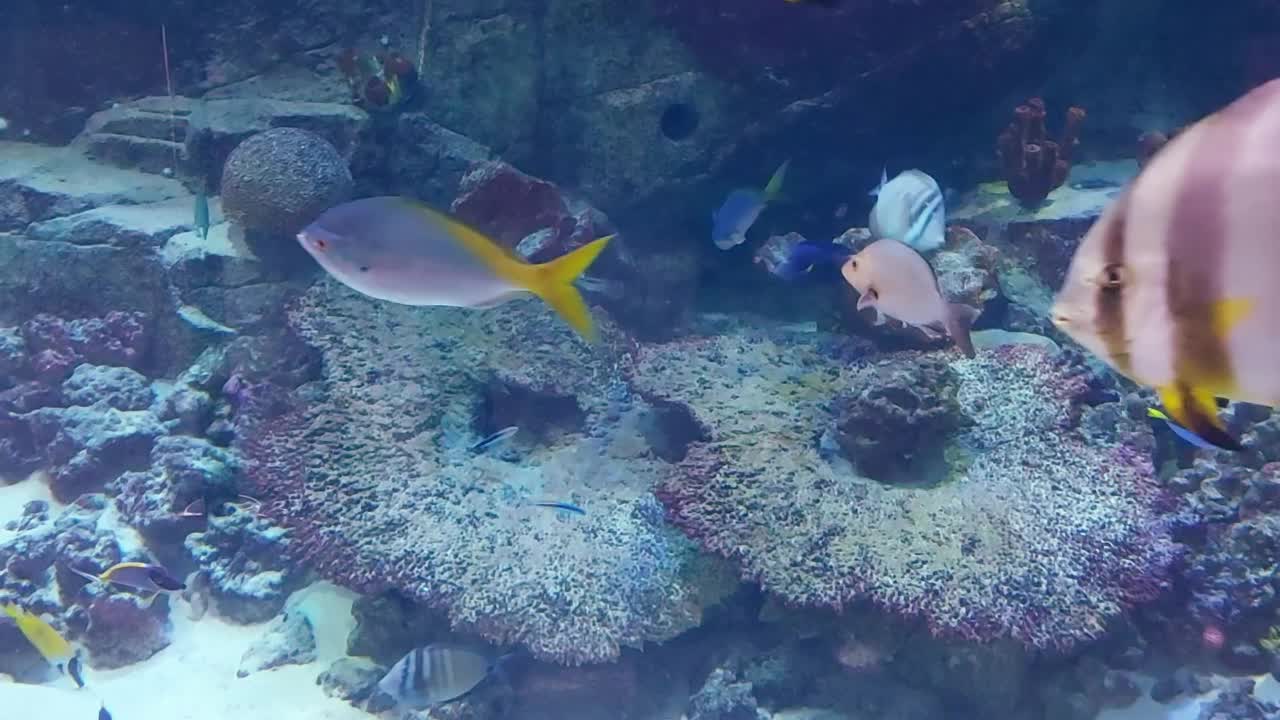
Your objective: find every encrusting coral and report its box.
[238,279,735,665]
[997,97,1086,206]
[644,326,1175,650]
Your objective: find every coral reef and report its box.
[220,128,353,240]
[185,507,301,624]
[644,327,1174,649]
[237,279,735,665]
[997,98,1087,206]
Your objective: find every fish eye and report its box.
[359,265,370,273]
[314,238,327,250]
[848,260,858,270]
[1100,263,1126,289]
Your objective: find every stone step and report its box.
[25,195,207,250]
[0,141,187,233]
[82,133,186,177]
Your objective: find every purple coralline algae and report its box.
[238,279,735,665]
[645,329,1175,650]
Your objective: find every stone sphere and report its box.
[220,127,352,237]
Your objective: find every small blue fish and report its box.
[711,160,789,250]
[533,501,585,516]
[194,191,210,241]
[773,241,854,281]
[470,426,518,453]
[1148,407,1226,452]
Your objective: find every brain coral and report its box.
[240,279,733,665]
[641,328,1175,649]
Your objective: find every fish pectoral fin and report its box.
[1211,298,1254,339]
[871,309,887,326]
[856,288,878,312]
[1158,384,1242,451]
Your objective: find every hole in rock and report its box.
[660,102,699,141]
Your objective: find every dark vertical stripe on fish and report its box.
[412,646,426,694]
[1095,193,1131,375]
[1165,100,1259,389]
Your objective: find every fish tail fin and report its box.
[945,303,980,358]
[67,565,100,586]
[763,160,790,201]
[1,603,18,621]
[526,236,614,342]
[1159,384,1242,451]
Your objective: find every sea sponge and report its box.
[643,329,1175,650]
[238,279,734,665]
[220,127,352,238]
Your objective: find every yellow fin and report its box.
[1212,298,1254,338]
[1146,407,1168,421]
[4,604,73,663]
[1158,384,1242,451]
[522,236,614,342]
[763,160,789,202]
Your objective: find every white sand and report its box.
[2,580,374,720]
[0,471,61,545]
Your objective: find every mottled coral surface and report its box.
[644,329,1174,649]
[241,280,733,665]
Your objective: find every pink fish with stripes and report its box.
[1051,78,1280,450]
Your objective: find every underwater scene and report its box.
[4,0,1280,718]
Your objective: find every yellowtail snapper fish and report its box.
[297,196,614,342]
[533,501,585,516]
[869,168,947,252]
[379,644,507,709]
[841,238,979,357]
[711,160,789,250]
[69,562,187,606]
[470,426,518,454]
[1052,78,1280,450]
[2,604,81,684]
[1147,407,1221,452]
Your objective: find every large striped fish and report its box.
[1051,78,1280,450]
[377,643,501,709]
[869,169,946,252]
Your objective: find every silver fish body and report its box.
[869,169,946,252]
[378,644,495,709]
[299,197,522,308]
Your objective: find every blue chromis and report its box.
[1052,78,1280,451]
[711,160,789,250]
[2,603,78,679]
[298,197,613,342]
[773,240,853,281]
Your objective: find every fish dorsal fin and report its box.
[1211,298,1254,339]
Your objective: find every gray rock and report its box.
[156,384,213,434]
[317,657,385,703]
[62,365,154,410]
[236,609,317,678]
[185,507,300,623]
[0,142,186,233]
[25,196,198,250]
[387,113,495,207]
[892,634,1029,719]
[24,402,166,502]
[220,127,353,238]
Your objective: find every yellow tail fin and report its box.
[763,160,789,202]
[1158,383,1242,451]
[525,236,614,342]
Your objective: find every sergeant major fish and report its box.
[711,161,789,250]
[1051,78,1280,450]
[379,643,507,709]
[869,168,946,252]
[298,197,613,342]
[841,238,979,357]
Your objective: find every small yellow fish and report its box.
[3,603,74,666]
[70,561,187,607]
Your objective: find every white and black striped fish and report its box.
[868,169,946,252]
[377,643,498,709]
[1052,78,1280,450]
